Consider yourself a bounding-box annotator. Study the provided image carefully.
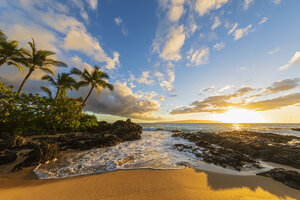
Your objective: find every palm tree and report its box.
[71,66,113,107]
[40,86,53,99]
[16,39,67,96]
[0,30,24,73]
[0,30,7,42]
[41,73,77,99]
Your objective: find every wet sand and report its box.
[0,168,299,200]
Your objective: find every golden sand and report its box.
[0,168,299,200]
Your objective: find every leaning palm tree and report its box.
[41,73,77,99]
[71,66,113,107]
[0,31,24,73]
[16,39,67,96]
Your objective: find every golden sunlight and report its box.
[213,108,265,123]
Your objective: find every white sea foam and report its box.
[34,130,274,179]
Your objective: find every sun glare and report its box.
[213,108,265,123]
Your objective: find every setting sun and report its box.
[213,109,265,123]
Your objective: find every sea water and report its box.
[34,123,300,179]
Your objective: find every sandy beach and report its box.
[0,168,299,200]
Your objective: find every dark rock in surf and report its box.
[0,151,17,165]
[13,143,59,171]
[257,168,300,190]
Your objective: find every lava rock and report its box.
[13,143,59,171]
[172,131,300,169]
[257,168,300,190]
[0,151,17,165]
[111,119,142,141]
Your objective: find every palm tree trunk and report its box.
[55,87,61,99]
[17,69,34,96]
[82,85,94,107]
[0,57,7,66]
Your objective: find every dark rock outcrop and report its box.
[174,143,261,171]
[257,168,300,190]
[0,119,142,171]
[0,151,17,165]
[13,143,59,171]
[172,131,300,169]
[111,119,142,141]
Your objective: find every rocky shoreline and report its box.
[0,119,142,172]
[172,130,300,190]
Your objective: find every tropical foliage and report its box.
[0,29,113,135]
[41,73,77,99]
[0,30,24,73]
[71,66,114,107]
[16,39,67,96]
[0,81,98,135]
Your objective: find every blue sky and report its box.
[1,0,300,123]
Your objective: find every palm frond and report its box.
[40,86,53,99]
[70,67,83,76]
[7,61,24,74]
[41,74,57,86]
[40,67,55,76]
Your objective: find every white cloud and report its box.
[168,0,185,22]
[159,96,165,101]
[195,0,229,16]
[186,47,210,66]
[137,71,154,85]
[114,16,128,36]
[258,17,268,25]
[63,29,120,69]
[227,23,238,35]
[268,47,280,55]
[211,16,221,30]
[239,66,246,70]
[213,42,225,51]
[219,85,233,92]
[273,0,281,5]
[80,9,89,22]
[156,67,175,92]
[279,52,300,70]
[83,81,161,120]
[6,24,58,52]
[160,25,186,61]
[155,71,164,78]
[201,86,216,93]
[86,0,98,10]
[232,24,252,40]
[243,0,254,10]
[114,17,122,25]
[70,55,94,73]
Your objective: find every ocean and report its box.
[34,123,300,179]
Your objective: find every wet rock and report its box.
[0,151,17,165]
[257,168,300,190]
[173,131,300,169]
[111,119,142,141]
[88,121,112,132]
[174,143,261,171]
[0,135,26,150]
[13,143,59,171]
[0,120,142,171]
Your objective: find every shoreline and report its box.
[0,168,299,200]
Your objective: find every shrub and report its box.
[0,81,98,135]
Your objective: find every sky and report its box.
[0,0,300,123]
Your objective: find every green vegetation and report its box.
[0,30,113,135]
[71,66,114,107]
